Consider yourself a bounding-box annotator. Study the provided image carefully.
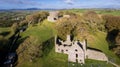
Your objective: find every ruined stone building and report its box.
[47,11,70,22]
[47,11,59,22]
[55,35,108,64]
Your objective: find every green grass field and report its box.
[18,20,68,67]
[64,9,120,16]
[0,9,120,67]
[88,31,120,65]
[69,59,114,67]
[17,20,120,67]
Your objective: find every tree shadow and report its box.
[106,29,119,49]
[42,37,54,57]
[0,31,10,36]
[13,36,29,52]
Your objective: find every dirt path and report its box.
[108,61,120,67]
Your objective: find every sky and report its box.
[0,0,120,9]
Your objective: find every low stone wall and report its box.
[86,49,108,61]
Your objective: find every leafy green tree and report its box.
[103,15,120,31]
[113,46,120,57]
[19,20,28,27]
[58,11,64,17]
[25,11,49,25]
[10,23,19,34]
[25,13,39,24]
[83,11,104,32]
[116,32,120,45]
[56,14,88,40]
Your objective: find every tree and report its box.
[25,13,39,24]
[58,11,64,17]
[56,14,88,40]
[25,11,49,25]
[11,23,19,34]
[83,11,104,32]
[103,15,120,31]
[56,17,73,40]
[113,46,120,57]
[19,20,28,27]
[103,15,120,46]
[116,32,120,45]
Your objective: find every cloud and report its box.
[64,0,75,5]
[0,0,41,6]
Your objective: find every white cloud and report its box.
[0,0,41,6]
[64,0,75,5]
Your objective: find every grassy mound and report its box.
[17,20,120,67]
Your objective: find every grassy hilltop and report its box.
[0,9,120,67]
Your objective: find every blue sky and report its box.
[0,0,120,9]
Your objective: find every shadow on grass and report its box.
[106,29,119,49]
[0,31,10,36]
[13,36,29,51]
[42,37,54,57]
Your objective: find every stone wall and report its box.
[55,35,86,64]
[55,35,108,64]
[47,11,59,22]
[86,49,108,61]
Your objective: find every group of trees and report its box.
[58,11,76,17]
[102,15,120,31]
[0,11,27,27]
[15,11,49,64]
[83,11,105,32]
[56,15,82,40]
[56,11,120,57]
[17,11,49,31]
[25,11,49,25]
[10,11,49,34]
[0,11,49,65]
[56,11,104,41]
[102,15,120,57]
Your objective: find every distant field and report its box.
[64,9,120,16]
